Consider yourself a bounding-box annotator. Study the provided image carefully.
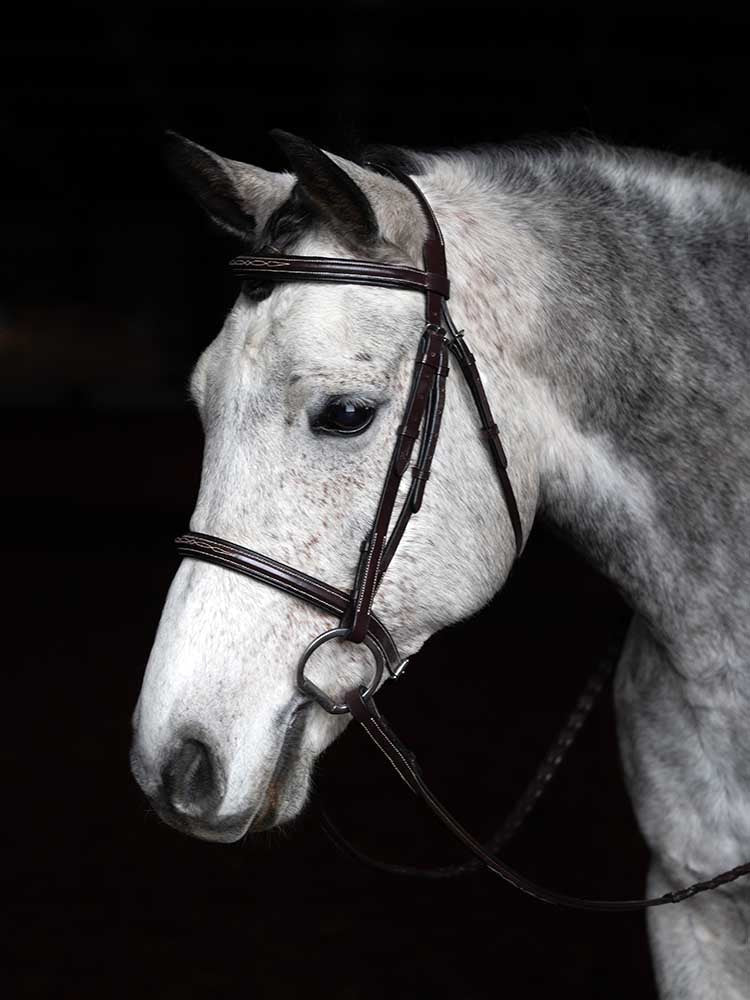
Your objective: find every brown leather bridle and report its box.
[174,165,750,911]
[177,167,523,712]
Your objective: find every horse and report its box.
[131,130,750,998]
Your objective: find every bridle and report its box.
[178,168,522,712]
[174,164,750,910]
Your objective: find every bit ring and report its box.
[296,628,385,714]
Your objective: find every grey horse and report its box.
[131,131,750,998]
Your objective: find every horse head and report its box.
[130,131,531,841]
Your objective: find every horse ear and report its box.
[270,129,378,246]
[163,131,293,241]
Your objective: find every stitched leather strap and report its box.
[379,347,449,579]
[230,254,450,300]
[442,307,524,558]
[345,689,750,911]
[322,640,619,879]
[397,172,446,326]
[174,531,406,676]
[366,162,448,327]
[343,327,449,642]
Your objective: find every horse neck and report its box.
[421,147,750,672]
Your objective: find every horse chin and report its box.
[154,806,255,844]
[150,781,307,843]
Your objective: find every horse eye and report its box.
[313,398,376,436]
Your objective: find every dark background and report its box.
[5,3,748,997]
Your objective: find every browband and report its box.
[230,254,450,300]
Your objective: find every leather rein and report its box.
[175,165,750,911]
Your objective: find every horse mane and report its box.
[369,132,750,207]
[245,133,750,303]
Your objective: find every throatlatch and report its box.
[175,163,750,911]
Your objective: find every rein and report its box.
[175,164,750,910]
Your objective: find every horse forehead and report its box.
[270,230,420,347]
[244,279,419,382]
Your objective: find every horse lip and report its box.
[247,698,312,831]
[153,802,255,843]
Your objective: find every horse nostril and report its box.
[161,738,223,816]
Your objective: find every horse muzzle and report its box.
[130,701,314,841]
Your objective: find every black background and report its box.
[5,3,748,997]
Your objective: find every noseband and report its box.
[174,166,750,910]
